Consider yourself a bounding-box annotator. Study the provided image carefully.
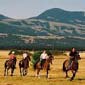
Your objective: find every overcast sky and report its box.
[0,0,85,19]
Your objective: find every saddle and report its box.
[7,59,16,68]
[21,58,29,68]
[40,59,46,69]
[7,59,13,65]
[67,60,78,70]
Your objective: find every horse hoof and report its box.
[4,74,6,76]
[65,76,69,78]
[22,73,24,76]
[70,79,72,81]
[70,78,73,81]
[46,76,49,79]
[11,75,13,76]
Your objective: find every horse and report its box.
[63,56,81,81]
[34,55,54,78]
[4,58,17,76]
[19,55,31,76]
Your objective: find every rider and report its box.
[9,51,16,68]
[67,48,79,70]
[40,50,49,69]
[23,52,31,60]
[23,52,28,59]
[22,52,31,67]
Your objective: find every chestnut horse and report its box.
[34,55,54,78]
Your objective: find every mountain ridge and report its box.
[0,8,85,50]
[0,14,12,20]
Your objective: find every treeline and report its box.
[0,34,85,51]
[0,44,85,51]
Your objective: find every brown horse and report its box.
[63,56,81,81]
[34,55,54,78]
[4,58,17,76]
[19,56,31,76]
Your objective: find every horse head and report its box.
[47,55,54,64]
[76,55,81,60]
[26,55,31,61]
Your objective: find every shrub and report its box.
[31,51,42,65]
[31,50,52,65]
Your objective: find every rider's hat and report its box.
[12,51,15,54]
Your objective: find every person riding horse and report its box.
[19,52,31,76]
[40,50,49,69]
[22,52,31,67]
[63,48,81,81]
[67,48,80,70]
[9,51,16,68]
[34,50,53,78]
[4,51,17,76]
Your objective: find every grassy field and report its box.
[0,50,85,85]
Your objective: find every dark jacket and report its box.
[69,51,78,60]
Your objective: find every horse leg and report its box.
[4,62,8,76]
[46,69,49,78]
[26,69,28,75]
[36,69,40,78]
[7,68,9,76]
[23,68,27,76]
[65,70,69,78]
[25,69,28,76]
[46,65,50,78]
[4,67,7,76]
[23,69,27,76]
[23,68,25,76]
[20,67,22,76]
[70,71,76,81]
[11,68,14,76]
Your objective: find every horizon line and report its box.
[0,8,85,19]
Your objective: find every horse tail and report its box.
[77,62,79,71]
[33,61,39,70]
[19,61,22,68]
[33,59,40,70]
[63,60,67,72]
[33,63,36,70]
[4,60,8,68]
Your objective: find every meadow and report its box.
[0,50,85,85]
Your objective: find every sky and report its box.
[0,0,85,19]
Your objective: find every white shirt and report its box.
[40,53,48,59]
[23,53,27,59]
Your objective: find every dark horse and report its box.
[63,56,81,81]
[19,56,31,76]
[4,58,17,76]
[34,55,54,78]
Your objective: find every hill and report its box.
[0,14,11,20]
[0,8,85,50]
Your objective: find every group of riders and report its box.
[8,47,81,70]
[5,47,81,80]
[8,51,31,69]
